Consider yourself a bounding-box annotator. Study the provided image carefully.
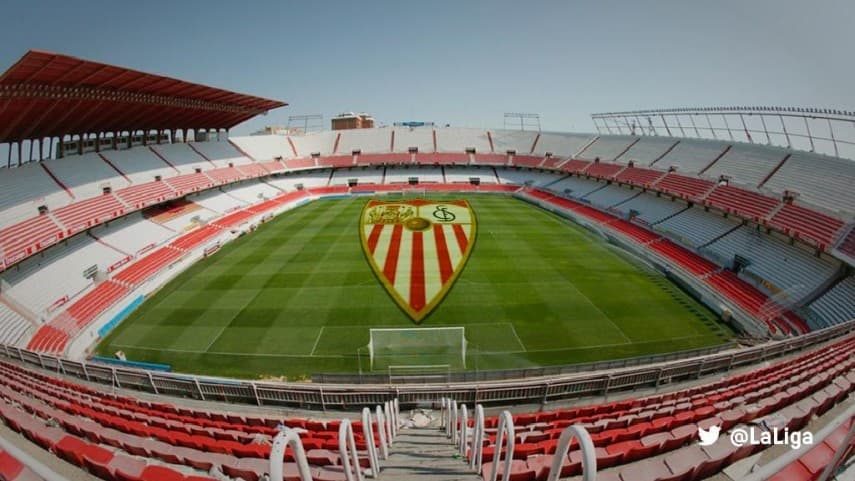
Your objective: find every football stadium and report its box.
[0,3,853,481]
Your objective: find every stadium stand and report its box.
[548,175,604,197]
[414,152,468,165]
[653,138,729,173]
[532,133,594,158]
[265,172,331,190]
[618,136,678,165]
[188,140,252,167]
[114,180,178,210]
[222,180,283,204]
[0,215,65,269]
[768,202,846,249]
[558,158,593,174]
[470,332,854,481]
[392,127,435,153]
[384,166,444,184]
[436,127,492,153]
[654,173,716,201]
[494,169,562,187]
[702,143,790,187]
[610,192,687,225]
[0,359,397,481]
[338,128,393,154]
[100,148,177,185]
[1,235,126,317]
[229,135,292,161]
[582,184,639,209]
[577,135,638,161]
[329,167,385,186]
[807,275,855,329]
[584,161,624,179]
[491,130,539,155]
[289,131,338,157]
[0,163,69,226]
[612,165,666,186]
[700,226,840,295]
[654,207,742,248]
[91,214,175,257]
[444,167,498,183]
[0,303,31,347]
[762,151,855,216]
[190,190,247,215]
[42,153,131,200]
[704,184,780,221]
[149,144,215,174]
[508,154,540,167]
[51,193,126,236]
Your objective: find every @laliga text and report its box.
[728,427,813,450]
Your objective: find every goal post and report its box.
[367,327,467,371]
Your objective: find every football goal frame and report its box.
[366,327,467,372]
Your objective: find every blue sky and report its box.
[1,0,854,135]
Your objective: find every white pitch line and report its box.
[504,322,527,352]
[475,333,710,355]
[561,279,633,344]
[203,323,232,352]
[310,326,325,356]
[110,343,353,358]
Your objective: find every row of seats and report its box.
[0,303,31,347]
[473,334,854,481]
[700,226,840,296]
[808,276,855,329]
[0,447,44,481]
[609,192,686,225]
[768,414,853,480]
[1,235,127,318]
[0,360,381,481]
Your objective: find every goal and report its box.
[367,327,467,371]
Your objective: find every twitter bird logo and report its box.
[698,425,721,446]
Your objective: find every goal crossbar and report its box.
[367,327,466,371]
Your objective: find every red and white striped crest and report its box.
[360,199,476,323]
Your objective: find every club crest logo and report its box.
[360,199,476,323]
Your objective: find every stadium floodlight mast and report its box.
[503,112,541,132]
[286,114,324,133]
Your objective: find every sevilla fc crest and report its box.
[360,199,476,323]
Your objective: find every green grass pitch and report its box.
[96,194,733,379]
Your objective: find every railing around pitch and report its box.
[0,321,852,409]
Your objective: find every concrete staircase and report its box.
[378,428,481,481]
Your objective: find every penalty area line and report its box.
[502,322,527,352]
[310,326,325,356]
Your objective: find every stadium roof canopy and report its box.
[0,50,287,143]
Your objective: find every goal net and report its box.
[367,327,467,371]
